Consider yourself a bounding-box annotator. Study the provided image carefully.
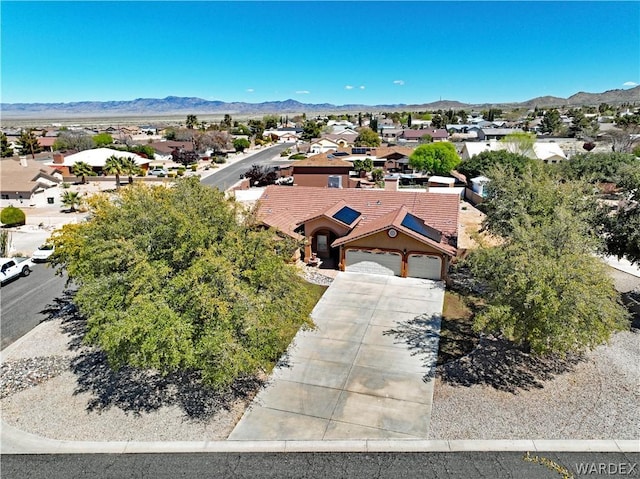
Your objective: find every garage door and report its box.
[345,250,402,276]
[407,254,442,280]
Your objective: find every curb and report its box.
[2,421,638,455]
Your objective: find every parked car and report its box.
[148,167,168,176]
[0,257,33,285]
[32,244,55,262]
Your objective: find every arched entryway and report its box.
[309,228,340,269]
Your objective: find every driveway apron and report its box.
[228,272,445,440]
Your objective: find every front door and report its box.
[316,234,329,258]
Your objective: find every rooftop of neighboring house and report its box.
[256,185,459,254]
[292,153,353,168]
[0,157,61,194]
[45,148,150,167]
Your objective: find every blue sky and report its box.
[1,1,638,105]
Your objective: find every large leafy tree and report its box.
[354,127,381,147]
[466,215,629,355]
[409,142,460,175]
[300,120,322,141]
[480,163,598,239]
[233,138,250,153]
[600,162,640,264]
[186,114,198,129]
[457,150,534,180]
[49,178,315,389]
[71,161,97,184]
[17,129,42,158]
[556,152,636,184]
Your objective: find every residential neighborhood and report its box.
[1,101,639,472]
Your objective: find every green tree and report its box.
[300,120,321,141]
[233,137,250,152]
[71,161,96,184]
[540,108,561,134]
[49,178,316,389]
[221,114,233,128]
[556,152,636,184]
[103,155,125,189]
[352,158,373,174]
[17,129,42,158]
[500,131,536,157]
[354,127,381,147]
[248,119,265,139]
[466,216,629,355]
[600,161,640,264]
[409,142,460,175]
[0,206,26,226]
[186,115,198,129]
[93,132,113,147]
[1,132,14,158]
[263,115,278,130]
[457,150,534,181]
[430,114,444,129]
[60,190,83,212]
[481,164,598,239]
[369,118,378,133]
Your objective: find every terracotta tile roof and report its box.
[293,153,353,167]
[257,185,459,253]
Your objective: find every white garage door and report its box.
[345,250,402,276]
[407,254,442,280]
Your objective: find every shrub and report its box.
[191,164,197,171]
[1,206,26,227]
[61,182,71,189]
[177,169,185,177]
[289,153,306,160]
[168,173,176,178]
[213,156,226,164]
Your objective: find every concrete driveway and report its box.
[229,272,445,440]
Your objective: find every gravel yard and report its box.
[429,330,640,440]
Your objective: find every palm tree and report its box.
[120,157,142,184]
[61,190,82,212]
[71,161,96,184]
[103,155,125,189]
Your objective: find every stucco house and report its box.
[1,157,62,208]
[257,185,459,280]
[460,140,567,163]
[44,148,151,176]
[287,153,353,188]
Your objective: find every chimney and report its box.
[19,156,28,167]
[53,153,64,164]
[384,178,399,191]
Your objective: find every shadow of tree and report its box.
[383,313,442,382]
[438,337,584,393]
[39,289,263,421]
[385,312,584,393]
[70,351,262,421]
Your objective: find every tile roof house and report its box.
[257,185,459,280]
[398,128,449,143]
[460,140,567,163]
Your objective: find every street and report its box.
[0,263,68,351]
[2,451,638,479]
[200,143,292,191]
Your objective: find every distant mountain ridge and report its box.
[2,87,638,119]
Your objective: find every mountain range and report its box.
[2,87,638,119]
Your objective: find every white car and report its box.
[148,167,169,176]
[32,244,55,262]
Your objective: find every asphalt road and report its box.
[2,451,638,479]
[0,263,68,351]
[200,143,293,191]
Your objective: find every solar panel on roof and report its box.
[332,206,361,225]
[401,213,442,242]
